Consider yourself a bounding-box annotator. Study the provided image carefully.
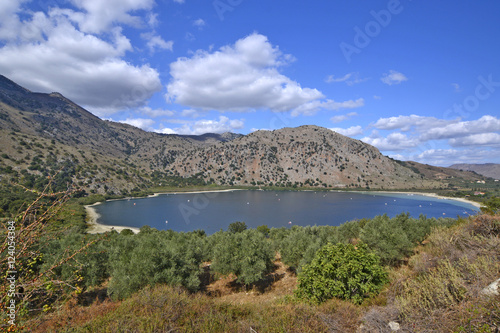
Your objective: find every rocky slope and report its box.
[0,74,489,193]
[449,163,500,180]
[168,126,441,189]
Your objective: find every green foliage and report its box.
[107,229,205,300]
[359,213,453,266]
[295,243,387,304]
[480,196,500,215]
[41,233,109,289]
[228,221,247,233]
[211,229,274,285]
[280,229,317,271]
[256,224,270,237]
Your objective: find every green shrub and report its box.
[108,230,204,300]
[211,229,274,285]
[360,214,414,266]
[280,229,316,271]
[228,221,247,233]
[295,243,387,304]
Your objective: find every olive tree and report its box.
[211,229,274,285]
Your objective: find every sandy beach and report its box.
[85,202,141,234]
[364,191,483,209]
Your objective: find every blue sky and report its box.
[1,0,499,166]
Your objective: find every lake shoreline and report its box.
[85,188,482,234]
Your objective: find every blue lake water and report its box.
[92,190,479,234]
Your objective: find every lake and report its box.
[91,190,479,234]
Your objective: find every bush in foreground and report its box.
[295,243,387,304]
[211,229,274,285]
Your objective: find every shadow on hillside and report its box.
[77,287,108,306]
[202,263,287,296]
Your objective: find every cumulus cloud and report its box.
[449,133,500,147]
[0,1,162,116]
[413,148,500,166]
[119,117,156,131]
[166,33,359,116]
[290,98,364,117]
[361,132,420,151]
[141,32,174,53]
[380,70,408,85]
[372,114,458,132]
[330,125,363,137]
[422,115,500,140]
[158,116,244,135]
[61,0,155,34]
[330,112,358,123]
[361,114,500,164]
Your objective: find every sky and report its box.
[0,0,499,166]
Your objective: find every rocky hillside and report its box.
[168,126,441,189]
[0,74,490,193]
[449,163,500,180]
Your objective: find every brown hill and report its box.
[0,74,489,193]
[449,163,500,180]
[168,125,440,189]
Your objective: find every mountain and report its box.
[168,125,441,189]
[0,75,491,194]
[0,74,234,193]
[449,163,500,180]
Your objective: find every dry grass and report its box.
[394,214,500,332]
[205,254,297,305]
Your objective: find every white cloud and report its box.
[0,3,162,116]
[158,116,245,135]
[119,117,155,131]
[422,115,500,140]
[380,70,408,85]
[166,33,354,115]
[449,133,500,147]
[372,115,457,132]
[63,0,155,34]
[325,72,369,86]
[290,98,364,117]
[0,0,30,41]
[139,106,175,118]
[361,132,420,151]
[193,19,205,29]
[413,148,500,166]
[173,0,185,3]
[141,32,174,52]
[330,112,358,123]
[359,114,500,164]
[147,13,159,28]
[330,125,363,137]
